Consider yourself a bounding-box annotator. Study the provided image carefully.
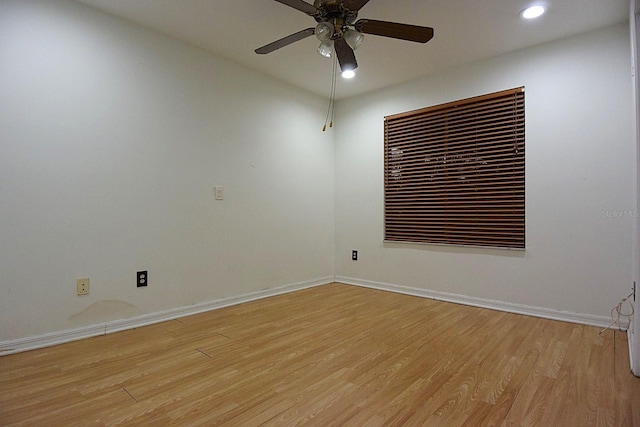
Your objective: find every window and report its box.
[384,87,525,249]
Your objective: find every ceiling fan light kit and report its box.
[256,0,434,76]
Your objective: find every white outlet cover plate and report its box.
[215,186,224,200]
[77,278,89,295]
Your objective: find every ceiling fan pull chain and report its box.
[323,53,338,131]
[329,53,337,128]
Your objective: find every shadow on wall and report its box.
[69,300,141,326]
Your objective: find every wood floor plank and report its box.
[1,283,639,426]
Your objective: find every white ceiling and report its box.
[75,0,629,99]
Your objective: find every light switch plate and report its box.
[215,186,224,200]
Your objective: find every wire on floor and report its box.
[599,291,634,335]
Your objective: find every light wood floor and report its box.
[1,283,639,426]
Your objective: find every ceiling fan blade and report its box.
[355,19,434,43]
[343,0,370,11]
[255,28,315,54]
[274,0,318,15]
[335,37,358,73]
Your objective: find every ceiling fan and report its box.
[255,0,434,77]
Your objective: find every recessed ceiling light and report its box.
[520,5,546,20]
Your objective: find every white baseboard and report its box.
[0,276,333,356]
[2,276,613,356]
[630,330,636,374]
[629,320,640,376]
[335,276,611,328]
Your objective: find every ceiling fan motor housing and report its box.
[313,0,358,37]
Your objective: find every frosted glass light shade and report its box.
[344,29,364,50]
[315,22,334,42]
[317,40,334,58]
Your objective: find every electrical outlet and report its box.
[137,271,148,287]
[352,250,358,261]
[77,278,89,295]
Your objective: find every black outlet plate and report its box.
[137,271,148,287]
[352,250,358,261]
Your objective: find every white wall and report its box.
[335,24,634,320]
[0,0,634,350]
[0,0,335,341]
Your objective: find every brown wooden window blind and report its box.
[384,87,525,249]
